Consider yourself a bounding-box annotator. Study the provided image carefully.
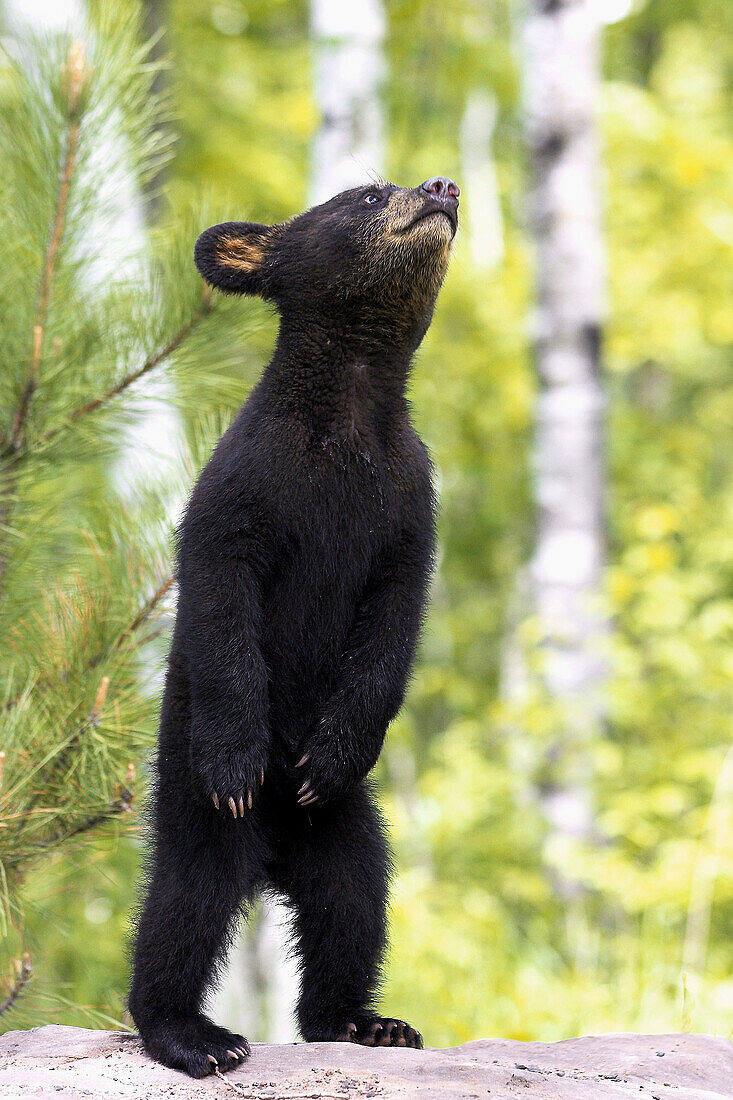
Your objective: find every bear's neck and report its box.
[263,314,418,437]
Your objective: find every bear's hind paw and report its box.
[140,1016,250,1078]
[323,1015,423,1049]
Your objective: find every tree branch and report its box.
[7,42,86,456]
[36,288,214,453]
[68,287,214,422]
[0,955,32,1017]
[39,776,135,852]
[3,574,171,844]
[115,574,175,651]
[0,45,87,589]
[9,767,137,871]
[3,573,175,714]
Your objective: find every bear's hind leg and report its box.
[272,787,423,1049]
[129,802,263,1077]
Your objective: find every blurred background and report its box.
[0,0,731,1046]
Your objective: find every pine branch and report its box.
[7,43,87,457]
[115,574,175,651]
[0,44,87,587]
[3,573,172,838]
[0,955,32,1017]
[2,572,175,714]
[4,768,136,875]
[37,287,215,451]
[36,768,135,854]
[15,569,172,803]
[87,674,110,725]
[18,673,115,825]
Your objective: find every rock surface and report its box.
[0,1025,731,1100]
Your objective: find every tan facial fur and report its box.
[383,190,454,245]
[342,187,455,334]
[370,190,455,296]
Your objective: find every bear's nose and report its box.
[420,176,460,203]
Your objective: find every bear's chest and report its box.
[287,441,401,561]
[261,429,423,599]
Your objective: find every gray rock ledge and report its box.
[0,1024,731,1100]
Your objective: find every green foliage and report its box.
[166,0,311,219]
[0,6,253,1023]
[378,5,733,1042]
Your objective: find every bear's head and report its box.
[194,177,459,347]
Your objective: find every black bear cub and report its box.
[129,176,460,1077]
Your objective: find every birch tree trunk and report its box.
[521,0,607,891]
[213,896,299,1042]
[460,90,504,270]
[309,0,386,203]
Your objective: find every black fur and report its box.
[129,179,458,1076]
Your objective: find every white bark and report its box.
[212,900,298,1042]
[309,0,386,203]
[460,91,504,270]
[521,0,607,875]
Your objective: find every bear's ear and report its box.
[194,221,274,296]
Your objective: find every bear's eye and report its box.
[364,193,383,206]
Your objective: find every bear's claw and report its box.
[324,1015,423,1049]
[197,746,266,817]
[297,781,320,806]
[212,790,255,817]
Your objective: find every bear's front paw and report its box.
[193,745,267,818]
[294,727,358,807]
